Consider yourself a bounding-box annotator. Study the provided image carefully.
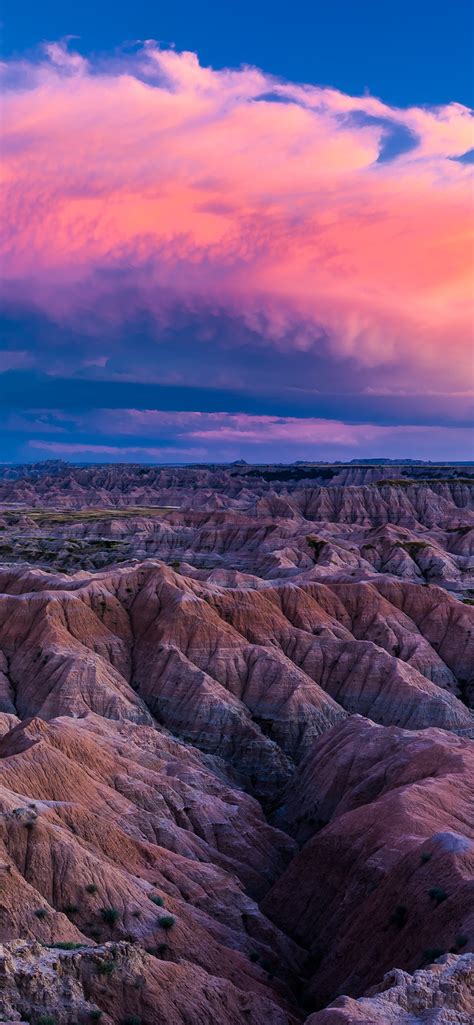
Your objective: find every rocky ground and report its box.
[0,462,472,1023]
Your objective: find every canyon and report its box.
[0,461,472,1023]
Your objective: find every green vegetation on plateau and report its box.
[24,506,173,524]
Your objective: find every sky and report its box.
[1,1,473,463]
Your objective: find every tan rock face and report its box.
[0,464,472,1023]
[306,953,474,1024]
[0,940,298,1025]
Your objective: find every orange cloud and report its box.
[1,42,473,394]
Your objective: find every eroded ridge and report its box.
[0,462,472,1024]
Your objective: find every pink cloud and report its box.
[25,409,474,462]
[1,42,473,394]
[28,440,207,459]
[179,413,474,454]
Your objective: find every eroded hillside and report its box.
[0,463,472,1023]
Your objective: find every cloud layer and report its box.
[1,42,473,460]
[4,409,473,463]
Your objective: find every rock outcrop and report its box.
[307,953,474,1024]
[0,939,298,1024]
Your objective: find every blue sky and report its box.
[1,2,472,463]
[3,0,473,107]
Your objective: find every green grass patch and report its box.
[100,906,120,925]
[428,887,448,906]
[399,541,430,555]
[23,506,174,525]
[422,947,445,964]
[45,941,83,950]
[149,894,164,907]
[158,914,176,930]
[97,960,115,975]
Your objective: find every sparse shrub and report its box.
[149,894,164,906]
[37,1016,56,1025]
[123,1017,142,1025]
[89,1012,102,1021]
[34,908,48,919]
[131,909,141,918]
[100,907,119,925]
[249,951,259,963]
[389,905,408,929]
[157,942,168,955]
[423,947,445,963]
[62,903,79,914]
[170,560,180,571]
[158,914,175,930]
[420,851,432,864]
[455,933,468,948]
[85,883,98,894]
[47,941,82,950]
[428,887,448,906]
[97,960,115,975]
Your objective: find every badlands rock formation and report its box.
[265,716,474,1005]
[0,462,472,594]
[308,953,474,1024]
[0,462,472,1023]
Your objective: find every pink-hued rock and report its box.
[0,564,470,801]
[0,465,472,1023]
[263,716,474,1006]
[0,713,303,1019]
